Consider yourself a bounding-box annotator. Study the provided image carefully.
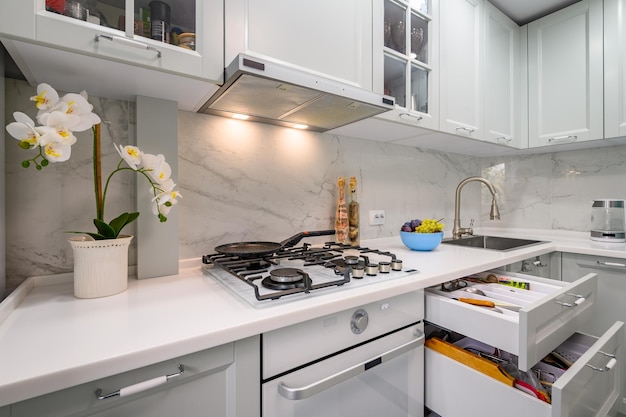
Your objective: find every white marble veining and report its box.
[5,78,626,291]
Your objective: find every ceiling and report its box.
[489,0,582,25]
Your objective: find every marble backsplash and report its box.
[5,78,626,290]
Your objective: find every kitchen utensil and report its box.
[458,297,521,312]
[590,199,626,242]
[464,288,523,309]
[214,230,336,258]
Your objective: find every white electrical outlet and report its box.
[369,210,385,225]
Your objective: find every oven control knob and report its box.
[350,309,369,334]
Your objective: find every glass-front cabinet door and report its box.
[376,0,438,129]
[0,0,223,82]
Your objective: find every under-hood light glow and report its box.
[232,114,250,120]
[292,124,308,130]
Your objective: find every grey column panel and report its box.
[0,47,6,298]
[136,96,179,279]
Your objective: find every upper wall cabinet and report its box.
[484,2,525,148]
[0,0,223,110]
[439,0,484,139]
[372,0,439,130]
[527,0,603,148]
[604,0,626,139]
[224,0,373,90]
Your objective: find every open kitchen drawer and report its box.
[425,322,624,417]
[425,270,597,371]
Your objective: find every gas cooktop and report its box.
[201,241,420,307]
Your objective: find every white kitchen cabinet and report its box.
[561,253,626,414]
[604,0,626,139]
[439,0,484,139]
[484,1,525,148]
[527,0,604,148]
[8,336,260,417]
[0,0,223,111]
[425,270,623,417]
[373,0,439,130]
[224,0,373,90]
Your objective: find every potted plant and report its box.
[5,83,181,298]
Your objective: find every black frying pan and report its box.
[214,230,336,258]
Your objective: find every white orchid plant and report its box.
[5,83,181,240]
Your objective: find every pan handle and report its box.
[280,230,336,248]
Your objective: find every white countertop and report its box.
[1,228,626,407]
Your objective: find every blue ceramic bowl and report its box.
[400,231,444,251]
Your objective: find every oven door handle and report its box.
[277,329,425,400]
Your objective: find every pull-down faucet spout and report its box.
[452,176,500,240]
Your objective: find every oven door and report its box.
[262,324,424,417]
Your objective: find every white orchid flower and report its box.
[151,179,181,217]
[30,83,59,111]
[39,111,77,146]
[60,92,101,131]
[42,141,72,162]
[115,144,142,170]
[140,153,171,184]
[6,112,42,148]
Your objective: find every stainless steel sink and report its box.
[442,235,546,251]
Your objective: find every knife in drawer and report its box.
[457,297,521,311]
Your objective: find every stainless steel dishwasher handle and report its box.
[95,364,184,400]
[278,329,425,400]
[95,34,162,58]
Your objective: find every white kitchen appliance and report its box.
[590,199,626,242]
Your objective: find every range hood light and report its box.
[198,54,395,132]
[232,113,250,120]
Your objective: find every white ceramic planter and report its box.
[68,235,133,299]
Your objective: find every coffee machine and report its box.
[590,199,626,242]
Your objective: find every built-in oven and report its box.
[261,291,425,417]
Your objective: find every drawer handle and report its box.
[597,261,626,268]
[548,135,578,144]
[278,329,425,400]
[495,136,512,144]
[95,34,162,58]
[95,364,184,400]
[586,352,617,372]
[456,126,475,134]
[554,293,585,307]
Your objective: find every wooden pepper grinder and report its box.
[335,177,348,244]
[348,176,360,246]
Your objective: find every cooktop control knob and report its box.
[350,309,369,334]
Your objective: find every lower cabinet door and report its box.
[11,336,260,417]
[425,322,624,417]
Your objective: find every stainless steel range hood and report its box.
[198,53,395,132]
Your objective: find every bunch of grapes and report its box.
[400,218,444,233]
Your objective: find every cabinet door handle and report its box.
[399,113,424,123]
[586,351,617,372]
[456,126,475,134]
[95,364,184,400]
[278,329,425,400]
[495,136,512,144]
[548,135,577,144]
[95,34,162,58]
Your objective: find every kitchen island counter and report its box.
[1,228,625,407]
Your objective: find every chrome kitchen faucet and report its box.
[452,176,500,240]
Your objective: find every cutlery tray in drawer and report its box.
[425,322,624,417]
[425,270,597,370]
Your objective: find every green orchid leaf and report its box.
[86,232,108,240]
[94,218,116,239]
[109,212,140,236]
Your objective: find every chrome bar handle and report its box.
[554,293,585,307]
[495,136,512,144]
[278,329,425,400]
[597,260,626,268]
[95,34,162,58]
[456,126,475,134]
[95,365,184,400]
[399,113,424,123]
[548,135,578,144]
[586,351,617,372]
